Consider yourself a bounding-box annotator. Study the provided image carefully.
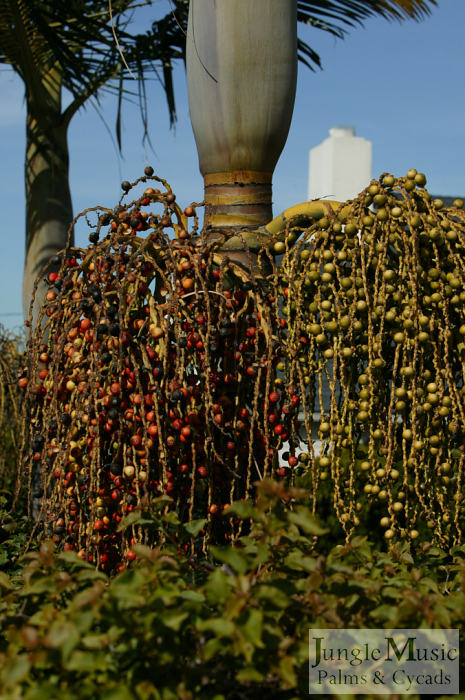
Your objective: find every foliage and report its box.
[296,0,436,69]
[0,480,464,700]
[0,493,33,581]
[0,0,187,131]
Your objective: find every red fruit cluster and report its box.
[20,171,304,570]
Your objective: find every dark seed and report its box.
[106,305,118,318]
[96,324,109,337]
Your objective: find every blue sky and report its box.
[1,0,464,329]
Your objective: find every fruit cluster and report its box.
[276,170,465,547]
[17,170,300,570]
[16,167,465,569]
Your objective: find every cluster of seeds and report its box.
[0,327,23,490]
[276,170,465,547]
[16,169,298,569]
[16,168,465,567]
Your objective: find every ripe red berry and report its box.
[269,391,280,403]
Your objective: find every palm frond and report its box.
[297,0,436,67]
[0,0,187,128]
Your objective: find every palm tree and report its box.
[1,0,187,322]
[0,0,435,323]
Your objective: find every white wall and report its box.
[308,127,372,203]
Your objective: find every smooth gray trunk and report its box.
[22,97,73,327]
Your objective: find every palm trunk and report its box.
[22,96,73,326]
[187,0,297,233]
[23,93,73,521]
[186,0,297,272]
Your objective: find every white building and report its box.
[308,126,372,204]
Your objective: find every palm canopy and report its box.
[0,0,187,140]
[1,0,436,132]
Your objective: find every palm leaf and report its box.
[0,0,186,127]
[297,0,436,65]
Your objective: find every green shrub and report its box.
[1,480,464,700]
